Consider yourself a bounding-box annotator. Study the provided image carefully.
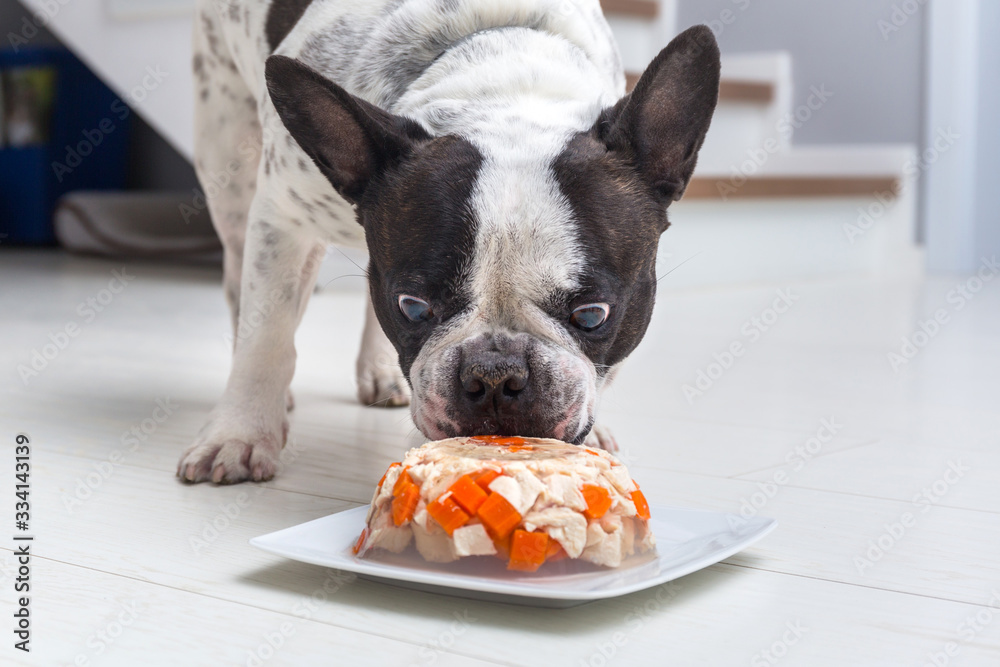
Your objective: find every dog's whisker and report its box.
[656,252,702,284]
[328,244,369,280]
[321,273,368,288]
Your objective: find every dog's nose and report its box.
[459,352,529,406]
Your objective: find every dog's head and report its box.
[266,26,720,444]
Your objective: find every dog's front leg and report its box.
[178,210,319,484]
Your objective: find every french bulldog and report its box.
[177,0,720,483]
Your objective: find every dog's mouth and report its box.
[412,398,593,445]
[407,330,598,446]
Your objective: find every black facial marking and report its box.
[546,25,721,374]
[551,132,664,375]
[362,135,484,377]
[265,0,314,53]
[599,25,720,204]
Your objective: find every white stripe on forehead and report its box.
[467,133,584,317]
[392,29,620,324]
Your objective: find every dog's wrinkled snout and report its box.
[421,330,589,442]
[457,333,534,414]
[460,352,529,405]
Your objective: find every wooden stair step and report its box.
[600,0,659,19]
[624,72,775,104]
[684,176,901,200]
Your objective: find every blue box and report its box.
[1,47,130,245]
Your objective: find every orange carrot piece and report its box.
[508,529,549,572]
[631,489,651,520]
[545,539,563,559]
[352,528,369,555]
[426,494,471,535]
[582,484,612,520]
[392,467,415,496]
[544,539,568,562]
[472,435,528,447]
[477,492,521,539]
[391,483,419,526]
[448,475,489,514]
[377,462,401,489]
[485,525,512,560]
[471,468,501,492]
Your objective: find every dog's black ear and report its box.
[598,25,720,205]
[265,55,430,205]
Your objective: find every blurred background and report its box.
[1,0,996,278]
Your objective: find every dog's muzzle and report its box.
[411,331,595,444]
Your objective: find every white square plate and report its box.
[250,505,776,607]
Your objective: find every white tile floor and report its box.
[1,249,999,666]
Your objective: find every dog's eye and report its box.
[570,303,610,331]
[398,295,434,322]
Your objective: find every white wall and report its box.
[18,0,195,160]
[923,0,999,272]
[972,0,1000,266]
[605,0,676,73]
[676,0,925,147]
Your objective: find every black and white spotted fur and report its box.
[178,0,720,483]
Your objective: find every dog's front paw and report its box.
[356,348,411,407]
[584,424,619,453]
[177,411,287,484]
